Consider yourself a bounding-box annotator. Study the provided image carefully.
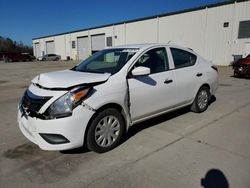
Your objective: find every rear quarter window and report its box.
[170,48,197,69]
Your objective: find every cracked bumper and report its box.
[17,105,95,150]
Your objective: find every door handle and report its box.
[164,79,173,84]
[196,73,203,77]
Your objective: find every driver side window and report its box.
[134,47,169,74]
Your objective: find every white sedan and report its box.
[18,44,218,153]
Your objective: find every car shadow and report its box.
[122,106,191,143]
[209,95,216,105]
[62,96,216,154]
[230,75,250,79]
[61,107,191,154]
[134,76,157,86]
[60,146,90,154]
[125,95,216,142]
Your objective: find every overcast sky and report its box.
[0,0,225,45]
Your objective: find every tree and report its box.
[0,36,33,55]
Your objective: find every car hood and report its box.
[32,70,111,89]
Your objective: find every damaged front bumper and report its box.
[17,104,95,150]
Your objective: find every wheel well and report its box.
[199,83,211,99]
[201,83,210,90]
[96,103,123,113]
[83,103,126,147]
[192,84,211,103]
[200,84,211,95]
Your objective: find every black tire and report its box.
[55,57,59,61]
[191,86,210,113]
[86,108,125,153]
[234,70,239,78]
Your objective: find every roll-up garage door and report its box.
[34,43,41,58]
[91,34,105,53]
[46,41,55,54]
[77,36,89,60]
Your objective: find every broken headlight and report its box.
[44,86,90,119]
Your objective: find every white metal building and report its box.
[32,0,250,65]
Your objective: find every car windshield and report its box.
[73,48,138,74]
[246,54,250,59]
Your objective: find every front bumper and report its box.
[17,105,95,150]
[233,64,250,76]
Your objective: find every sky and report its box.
[0,0,226,46]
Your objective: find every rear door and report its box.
[47,54,54,61]
[169,47,201,105]
[128,47,177,121]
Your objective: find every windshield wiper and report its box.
[73,69,106,74]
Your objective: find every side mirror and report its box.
[131,66,150,76]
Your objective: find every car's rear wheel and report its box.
[86,108,125,153]
[191,86,210,113]
[234,70,240,77]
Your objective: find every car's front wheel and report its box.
[191,86,210,113]
[86,108,125,153]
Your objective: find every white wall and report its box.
[54,35,65,59]
[65,34,71,59]
[33,1,250,65]
[205,4,235,64]
[158,9,207,56]
[70,30,88,60]
[231,1,250,57]
[125,18,158,44]
[114,24,126,46]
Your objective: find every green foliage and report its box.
[0,36,33,55]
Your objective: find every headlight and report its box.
[44,86,90,119]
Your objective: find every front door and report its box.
[128,47,177,121]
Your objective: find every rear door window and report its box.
[170,48,197,69]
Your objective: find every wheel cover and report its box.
[94,115,121,148]
[197,90,208,110]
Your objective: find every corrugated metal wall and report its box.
[77,36,89,60]
[34,43,41,57]
[32,1,250,65]
[91,34,105,52]
[45,41,55,54]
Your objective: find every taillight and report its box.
[211,65,218,72]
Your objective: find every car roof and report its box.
[108,43,195,54]
[113,43,168,49]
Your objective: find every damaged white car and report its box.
[17,44,218,153]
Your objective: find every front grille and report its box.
[21,90,52,114]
